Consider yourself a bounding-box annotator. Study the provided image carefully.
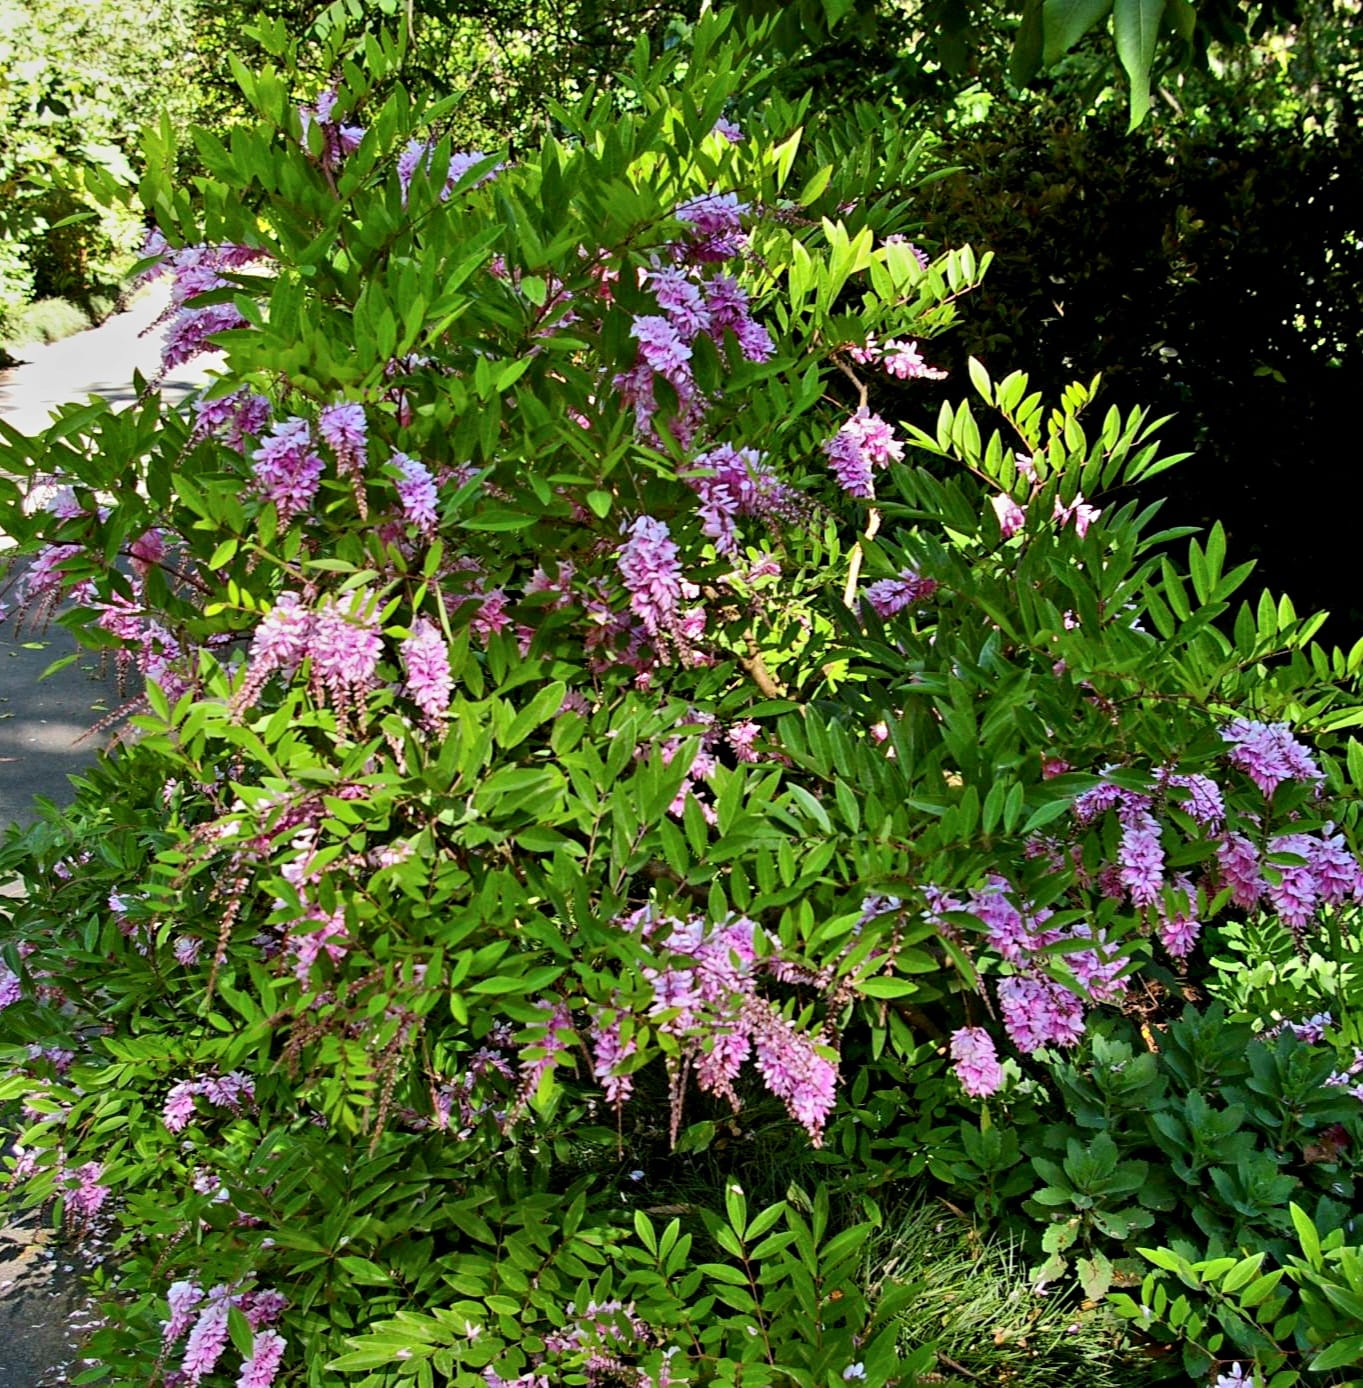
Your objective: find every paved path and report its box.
[0,281,214,434]
[1,285,217,1387]
[1,282,216,829]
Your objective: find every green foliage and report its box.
[1207,914,1363,1044]
[737,0,1363,130]
[875,1006,1363,1315]
[185,0,701,150]
[4,9,1363,1387]
[1112,1204,1363,1382]
[0,0,201,326]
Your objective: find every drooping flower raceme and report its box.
[630,314,693,379]
[644,265,711,341]
[233,592,312,716]
[879,338,948,381]
[390,452,439,536]
[250,419,325,528]
[397,140,500,202]
[686,444,798,554]
[1265,832,1323,931]
[949,1027,1003,1097]
[181,1298,231,1385]
[823,407,903,500]
[401,618,453,728]
[236,1330,287,1388]
[163,1281,203,1346]
[617,516,683,636]
[990,492,1026,538]
[1157,880,1202,958]
[997,975,1085,1053]
[1160,770,1225,830]
[589,1012,637,1105]
[308,589,383,717]
[194,390,271,450]
[1217,832,1265,908]
[675,192,748,262]
[1118,809,1165,908]
[318,402,368,475]
[702,272,774,361]
[1221,718,1323,797]
[865,569,938,619]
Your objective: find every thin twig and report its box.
[843,504,881,609]
[937,1352,986,1382]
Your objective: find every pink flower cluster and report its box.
[233,591,311,714]
[400,618,453,727]
[617,516,683,636]
[234,587,383,724]
[319,402,368,475]
[1221,718,1323,797]
[865,568,938,619]
[1068,775,1205,953]
[194,390,271,450]
[997,976,1086,1053]
[931,875,1131,1092]
[1218,826,1363,931]
[251,419,325,527]
[848,334,947,381]
[390,452,440,536]
[685,443,798,555]
[988,490,1101,541]
[163,1281,287,1388]
[613,262,772,446]
[397,140,501,202]
[517,1002,575,1109]
[163,1071,256,1134]
[822,406,904,499]
[298,87,364,168]
[138,236,265,372]
[654,709,771,824]
[949,1027,1003,1098]
[63,1160,109,1218]
[580,908,840,1144]
[674,192,749,262]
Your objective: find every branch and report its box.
[843,504,881,610]
[739,634,786,699]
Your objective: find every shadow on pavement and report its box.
[0,629,122,831]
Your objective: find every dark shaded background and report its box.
[909,118,1363,637]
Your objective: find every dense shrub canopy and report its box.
[5,9,1363,1388]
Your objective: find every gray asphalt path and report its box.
[1,284,217,1387]
[1,280,214,828]
[0,281,213,434]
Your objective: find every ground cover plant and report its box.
[6,9,1363,1387]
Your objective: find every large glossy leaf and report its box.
[1114,0,1167,126]
[1009,0,1046,85]
[1042,0,1113,64]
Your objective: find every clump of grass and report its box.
[866,1203,1151,1387]
[0,297,93,350]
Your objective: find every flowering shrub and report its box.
[5,11,1363,1386]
